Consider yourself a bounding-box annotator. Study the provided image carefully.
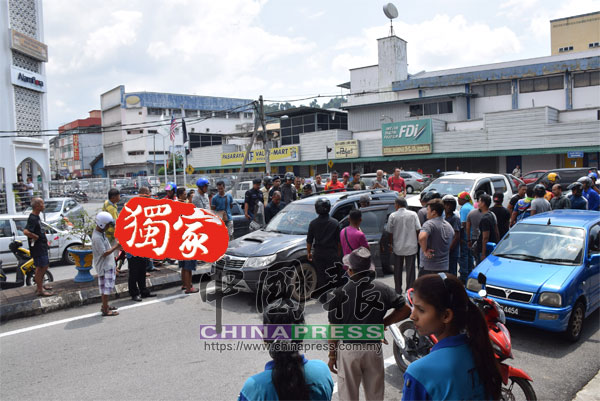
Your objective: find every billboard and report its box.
[382,119,433,155]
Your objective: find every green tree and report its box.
[322,96,347,109]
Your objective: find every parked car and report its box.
[0,214,87,268]
[226,180,254,197]
[230,199,251,239]
[528,167,599,191]
[211,189,399,301]
[407,173,514,211]
[110,178,132,190]
[466,210,600,342]
[521,170,547,184]
[134,176,161,190]
[24,197,85,226]
[440,171,466,177]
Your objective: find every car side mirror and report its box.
[486,242,497,255]
[589,253,600,266]
[477,272,486,286]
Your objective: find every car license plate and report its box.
[502,306,520,316]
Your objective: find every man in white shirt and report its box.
[387,197,421,293]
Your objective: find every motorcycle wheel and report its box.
[393,320,429,372]
[502,376,537,401]
[25,270,54,286]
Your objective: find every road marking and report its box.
[0,293,189,338]
[332,355,396,394]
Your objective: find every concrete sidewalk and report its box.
[573,370,600,401]
[0,263,210,322]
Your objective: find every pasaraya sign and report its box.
[11,66,46,93]
[382,118,432,155]
[221,146,300,166]
[335,140,359,159]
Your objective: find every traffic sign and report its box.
[328,160,334,168]
[567,151,584,158]
[186,164,195,174]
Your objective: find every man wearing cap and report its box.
[388,197,421,293]
[341,172,351,188]
[93,212,122,316]
[327,247,410,401]
[325,171,345,192]
[457,192,474,283]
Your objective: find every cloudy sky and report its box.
[43,0,599,128]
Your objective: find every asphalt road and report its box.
[0,274,598,401]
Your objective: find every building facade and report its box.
[551,12,600,55]
[0,0,50,213]
[51,110,102,178]
[100,86,254,177]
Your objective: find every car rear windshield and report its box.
[493,223,585,265]
[26,201,62,213]
[264,203,318,235]
[422,178,474,196]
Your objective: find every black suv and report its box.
[211,189,399,301]
[528,167,598,191]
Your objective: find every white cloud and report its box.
[333,15,522,74]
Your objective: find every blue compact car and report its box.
[466,210,600,342]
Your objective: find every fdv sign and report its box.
[11,66,46,93]
[382,118,432,155]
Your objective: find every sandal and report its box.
[36,290,54,297]
[43,285,53,290]
[185,287,199,294]
[101,309,119,317]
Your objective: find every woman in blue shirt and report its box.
[239,300,334,401]
[402,273,502,401]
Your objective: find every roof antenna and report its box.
[547,218,551,225]
[383,3,398,37]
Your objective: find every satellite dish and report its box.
[383,3,398,19]
[382,3,398,36]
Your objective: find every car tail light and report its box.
[417,179,423,182]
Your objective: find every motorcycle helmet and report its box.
[421,191,438,203]
[568,182,583,191]
[315,197,331,215]
[263,176,273,186]
[252,178,262,185]
[165,182,177,192]
[95,211,115,229]
[284,172,295,181]
[262,299,304,356]
[589,171,598,180]
[442,194,456,205]
[429,191,442,200]
[577,176,593,187]
[534,184,546,197]
[547,172,560,183]
[196,177,210,188]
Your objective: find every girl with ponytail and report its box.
[238,299,334,401]
[402,273,502,400]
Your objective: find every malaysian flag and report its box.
[169,114,178,142]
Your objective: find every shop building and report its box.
[100,85,253,177]
[0,0,50,213]
[50,110,102,178]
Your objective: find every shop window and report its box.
[520,76,563,93]
[128,151,145,156]
[548,76,564,90]
[438,101,453,114]
[424,103,438,115]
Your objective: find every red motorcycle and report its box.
[390,273,537,400]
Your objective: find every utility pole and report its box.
[326,146,333,173]
[181,105,187,189]
[153,133,156,177]
[235,99,260,198]
[258,95,270,175]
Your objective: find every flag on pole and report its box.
[181,117,188,145]
[169,114,178,142]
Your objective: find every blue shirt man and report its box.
[238,355,333,401]
[583,188,600,211]
[211,192,233,221]
[569,194,588,210]
[402,334,487,401]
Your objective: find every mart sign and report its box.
[382,119,432,155]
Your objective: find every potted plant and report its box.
[67,210,96,283]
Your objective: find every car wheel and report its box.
[564,301,585,342]
[290,263,317,302]
[62,246,79,265]
[406,185,414,194]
